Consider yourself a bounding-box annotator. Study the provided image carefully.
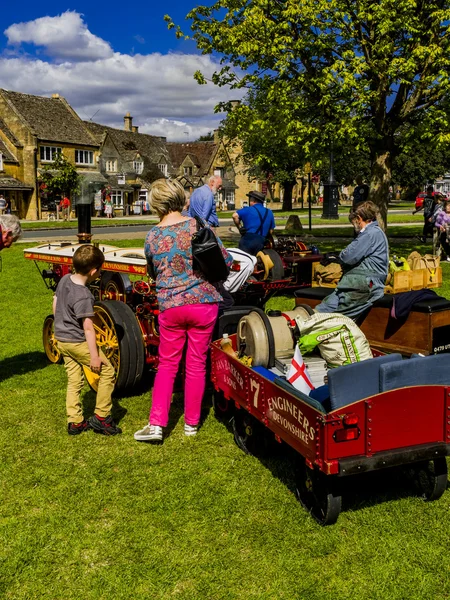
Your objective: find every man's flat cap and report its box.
[247,190,266,203]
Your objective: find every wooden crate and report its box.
[385,267,442,294]
[411,269,426,290]
[421,266,442,289]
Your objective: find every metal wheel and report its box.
[295,459,342,525]
[232,409,272,456]
[42,314,62,364]
[99,273,132,302]
[261,248,285,280]
[90,300,145,392]
[416,457,448,501]
[212,390,234,420]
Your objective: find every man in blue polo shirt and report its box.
[232,190,275,255]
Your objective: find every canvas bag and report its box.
[192,216,230,283]
[295,312,372,368]
[314,262,343,286]
[407,251,440,272]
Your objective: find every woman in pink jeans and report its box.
[134,179,233,443]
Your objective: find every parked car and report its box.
[415,192,427,210]
[414,191,446,210]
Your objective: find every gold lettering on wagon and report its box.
[267,396,315,442]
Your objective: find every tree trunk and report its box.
[369,150,392,231]
[282,180,295,211]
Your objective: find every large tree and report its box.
[219,84,309,209]
[168,0,450,227]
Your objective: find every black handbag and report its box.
[192,217,230,283]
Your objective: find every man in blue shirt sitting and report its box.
[232,190,276,255]
[188,175,221,226]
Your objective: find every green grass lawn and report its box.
[1,240,450,599]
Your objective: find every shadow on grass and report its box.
[210,419,450,519]
[0,351,49,383]
[81,390,128,424]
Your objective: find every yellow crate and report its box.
[410,269,426,290]
[421,266,442,289]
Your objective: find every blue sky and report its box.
[0,2,238,140]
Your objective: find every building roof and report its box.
[0,90,98,146]
[86,121,168,159]
[0,137,18,163]
[0,117,21,147]
[0,176,33,190]
[167,141,217,176]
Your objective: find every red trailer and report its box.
[210,334,450,524]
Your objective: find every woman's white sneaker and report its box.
[134,424,163,442]
[184,424,198,436]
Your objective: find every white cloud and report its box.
[0,12,242,141]
[4,11,113,61]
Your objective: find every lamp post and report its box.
[321,142,339,219]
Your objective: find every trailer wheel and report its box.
[295,460,342,525]
[42,315,62,364]
[232,410,271,456]
[212,390,234,420]
[87,300,145,393]
[416,457,448,501]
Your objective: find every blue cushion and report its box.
[274,377,327,414]
[252,366,277,382]
[328,354,403,410]
[379,354,450,392]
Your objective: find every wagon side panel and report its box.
[367,386,447,454]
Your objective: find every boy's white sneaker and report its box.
[134,424,163,442]
[184,424,198,436]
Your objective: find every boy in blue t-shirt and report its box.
[232,190,275,255]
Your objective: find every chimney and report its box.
[124,112,133,131]
[132,125,139,133]
[52,93,60,99]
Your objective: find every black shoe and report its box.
[68,420,91,435]
[89,414,122,436]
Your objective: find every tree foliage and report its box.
[219,84,310,209]
[196,131,215,141]
[39,153,81,198]
[169,0,450,228]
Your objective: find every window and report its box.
[134,160,144,175]
[214,168,224,178]
[184,166,193,176]
[225,190,235,203]
[75,150,94,165]
[139,189,148,202]
[158,163,168,176]
[105,159,117,172]
[40,146,61,162]
[0,152,3,171]
[110,190,123,207]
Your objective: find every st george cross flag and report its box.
[286,346,315,395]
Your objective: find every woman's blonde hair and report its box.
[149,178,186,217]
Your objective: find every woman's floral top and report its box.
[145,218,233,312]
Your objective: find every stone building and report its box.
[167,138,237,208]
[85,114,170,215]
[0,89,101,219]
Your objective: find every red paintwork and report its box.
[210,335,450,477]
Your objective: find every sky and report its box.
[0,1,240,141]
